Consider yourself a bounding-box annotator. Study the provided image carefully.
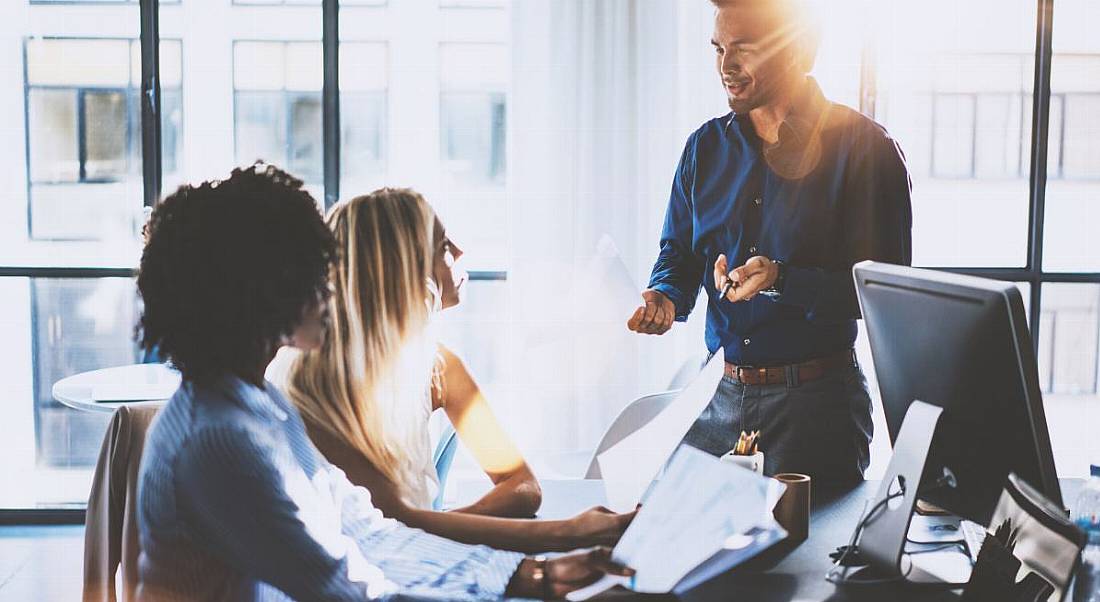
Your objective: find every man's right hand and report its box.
[627,289,675,335]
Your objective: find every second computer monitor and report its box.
[854,262,1061,525]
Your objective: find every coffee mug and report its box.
[720,450,764,475]
[773,473,811,543]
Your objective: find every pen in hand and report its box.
[720,279,736,302]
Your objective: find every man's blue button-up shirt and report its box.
[648,79,913,366]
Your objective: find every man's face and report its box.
[712,4,799,114]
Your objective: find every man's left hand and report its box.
[716,255,779,302]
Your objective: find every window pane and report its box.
[233,42,323,186]
[440,92,506,186]
[234,92,286,169]
[0,277,140,509]
[875,0,1035,267]
[13,37,181,263]
[1042,0,1100,272]
[341,92,386,194]
[436,43,510,270]
[932,95,975,178]
[83,91,130,181]
[23,39,140,245]
[975,94,1024,178]
[339,42,387,195]
[161,89,183,177]
[439,43,508,189]
[288,95,323,182]
[27,89,79,183]
[1039,284,1100,477]
[1062,94,1100,179]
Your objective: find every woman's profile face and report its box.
[432,218,466,310]
[288,294,330,351]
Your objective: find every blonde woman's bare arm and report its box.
[438,345,542,518]
[312,423,635,553]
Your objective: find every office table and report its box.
[52,363,178,413]
[456,478,1084,601]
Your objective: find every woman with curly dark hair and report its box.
[134,163,629,601]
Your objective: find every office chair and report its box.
[84,405,161,602]
[584,390,680,479]
[431,422,459,511]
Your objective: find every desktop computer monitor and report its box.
[853,261,1061,526]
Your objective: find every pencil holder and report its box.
[720,450,765,475]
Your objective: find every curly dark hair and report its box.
[137,163,336,385]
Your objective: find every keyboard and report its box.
[960,520,987,563]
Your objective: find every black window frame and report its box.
[4,0,1098,524]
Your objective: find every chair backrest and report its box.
[431,422,459,511]
[584,390,680,479]
[84,404,161,602]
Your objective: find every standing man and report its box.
[628,0,912,485]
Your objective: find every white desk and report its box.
[453,478,608,519]
[51,363,179,413]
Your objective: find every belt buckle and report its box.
[736,366,767,383]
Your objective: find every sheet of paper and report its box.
[608,445,783,593]
[597,351,725,512]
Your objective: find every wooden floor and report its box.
[0,526,84,601]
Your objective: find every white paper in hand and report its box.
[597,351,725,512]
[612,445,782,593]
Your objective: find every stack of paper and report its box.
[569,446,787,599]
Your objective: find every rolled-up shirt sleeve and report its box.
[776,129,913,322]
[648,132,706,321]
[328,464,524,601]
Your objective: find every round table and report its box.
[52,363,180,413]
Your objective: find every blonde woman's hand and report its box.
[565,506,637,548]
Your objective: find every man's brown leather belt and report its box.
[724,349,857,386]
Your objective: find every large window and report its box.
[872,0,1037,268]
[818,0,1100,478]
[4,0,1095,517]
[1,0,512,513]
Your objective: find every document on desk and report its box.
[567,445,787,600]
[597,350,725,512]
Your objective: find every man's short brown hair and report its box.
[710,0,820,73]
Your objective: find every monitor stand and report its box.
[846,400,970,586]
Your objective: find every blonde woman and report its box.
[281,188,633,553]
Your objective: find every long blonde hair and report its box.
[287,188,441,507]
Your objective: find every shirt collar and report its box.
[725,77,831,179]
[723,76,829,141]
[214,373,290,421]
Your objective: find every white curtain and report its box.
[497,0,728,474]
